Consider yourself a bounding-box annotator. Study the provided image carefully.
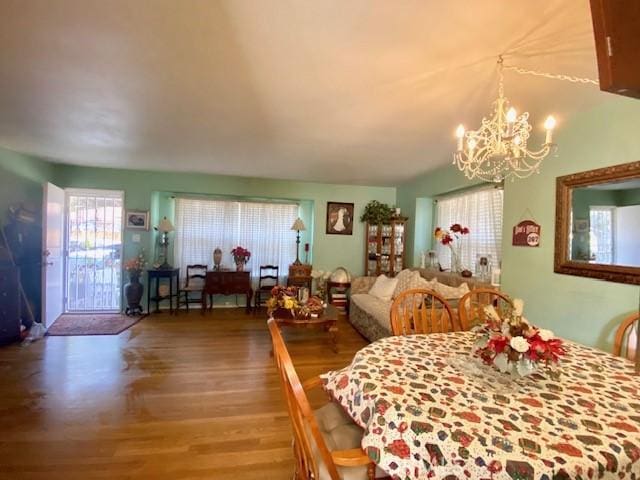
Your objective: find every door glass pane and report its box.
[66,191,123,311]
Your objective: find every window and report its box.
[434,187,503,270]
[174,198,299,283]
[589,206,615,264]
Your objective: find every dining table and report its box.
[321,331,640,480]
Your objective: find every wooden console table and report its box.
[201,271,253,314]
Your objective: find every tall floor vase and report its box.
[124,274,144,316]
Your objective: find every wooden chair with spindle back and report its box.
[267,319,381,480]
[177,264,208,313]
[613,312,640,360]
[458,288,514,331]
[254,265,279,313]
[390,288,458,336]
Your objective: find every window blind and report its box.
[589,206,615,264]
[174,198,299,282]
[435,187,504,270]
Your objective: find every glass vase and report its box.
[449,245,462,273]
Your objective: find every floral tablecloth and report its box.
[321,332,640,480]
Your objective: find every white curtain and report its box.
[435,187,503,271]
[174,198,299,283]
[589,207,614,264]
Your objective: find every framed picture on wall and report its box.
[326,202,354,235]
[125,210,149,230]
[574,218,589,233]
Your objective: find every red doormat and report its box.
[47,314,146,336]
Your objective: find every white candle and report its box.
[544,116,556,144]
[455,125,465,151]
[506,108,516,137]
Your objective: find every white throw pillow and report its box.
[433,281,470,299]
[368,275,399,302]
[392,269,421,298]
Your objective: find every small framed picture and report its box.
[326,202,354,235]
[125,210,149,230]
[574,218,589,233]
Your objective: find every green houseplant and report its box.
[360,200,394,224]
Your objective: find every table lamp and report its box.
[156,216,175,269]
[291,217,306,265]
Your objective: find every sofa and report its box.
[349,269,493,342]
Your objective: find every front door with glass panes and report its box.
[65,190,124,312]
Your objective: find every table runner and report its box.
[321,332,640,480]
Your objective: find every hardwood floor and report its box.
[0,309,368,480]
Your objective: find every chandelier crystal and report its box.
[453,56,557,182]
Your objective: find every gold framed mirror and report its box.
[555,161,640,285]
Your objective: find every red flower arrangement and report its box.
[474,299,566,377]
[231,246,251,265]
[434,223,470,246]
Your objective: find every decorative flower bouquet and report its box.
[473,299,565,377]
[434,224,469,273]
[311,270,332,300]
[296,295,325,318]
[266,286,300,317]
[231,246,251,271]
[266,286,324,318]
[124,250,147,279]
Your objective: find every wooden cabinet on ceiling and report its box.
[590,0,640,99]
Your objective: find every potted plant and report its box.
[123,249,147,315]
[231,246,251,271]
[360,200,394,225]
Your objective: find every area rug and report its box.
[47,314,146,336]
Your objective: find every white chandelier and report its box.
[453,56,557,183]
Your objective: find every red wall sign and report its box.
[512,220,541,247]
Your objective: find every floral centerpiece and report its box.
[434,224,469,273]
[231,246,251,271]
[474,299,565,377]
[311,269,332,300]
[124,249,147,280]
[266,286,300,317]
[266,286,324,318]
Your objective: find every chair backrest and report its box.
[390,288,458,335]
[613,312,640,360]
[185,264,207,287]
[267,319,341,480]
[259,265,279,289]
[458,288,513,330]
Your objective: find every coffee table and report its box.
[271,304,339,353]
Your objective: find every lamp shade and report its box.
[290,217,306,231]
[157,217,174,233]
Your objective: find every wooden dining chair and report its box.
[254,265,279,313]
[177,264,207,313]
[267,319,381,480]
[458,288,513,330]
[390,288,458,336]
[613,312,640,360]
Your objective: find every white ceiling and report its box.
[0,0,604,186]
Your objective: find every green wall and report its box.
[54,165,396,276]
[0,147,56,225]
[398,96,640,351]
[0,147,57,322]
